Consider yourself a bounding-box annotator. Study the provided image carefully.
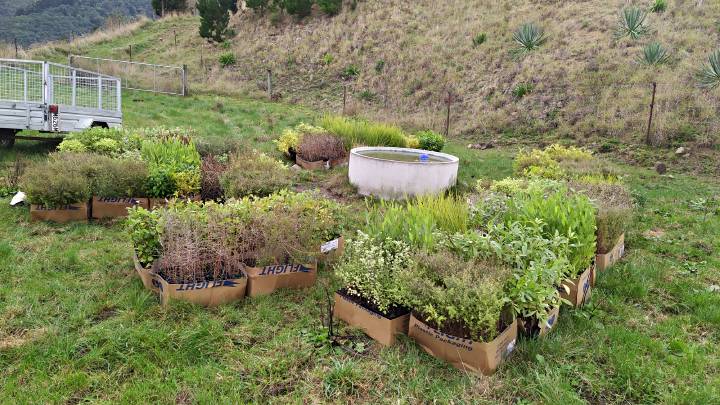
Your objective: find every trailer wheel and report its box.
[0,129,16,149]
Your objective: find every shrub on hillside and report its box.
[198,0,235,42]
[219,52,236,67]
[416,130,445,152]
[151,0,186,16]
[282,0,314,18]
[296,133,346,162]
[472,33,487,47]
[317,0,342,15]
[220,151,294,198]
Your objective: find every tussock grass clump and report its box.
[319,116,409,149]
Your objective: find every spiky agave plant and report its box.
[512,23,548,55]
[639,42,670,66]
[697,50,720,89]
[616,7,649,40]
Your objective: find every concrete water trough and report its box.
[348,147,460,200]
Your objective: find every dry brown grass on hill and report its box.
[29,2,720,154]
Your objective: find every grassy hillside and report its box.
[29,1,720,175]
[1,89,719,403]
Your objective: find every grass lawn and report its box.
[1,91,719,403]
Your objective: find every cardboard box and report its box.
[320,236,345,264]
[245,263,317,297]
[30,202,89,223]
[151,273,247,307]
[92,197,149,219]
[149,195,201,210]
[333,291,410,346]
[596,233,625,272]
[408,315,518,376]
[560,265,594,307]
[132,251,157,292]
[296,155,349,170]
[518,306,560,338]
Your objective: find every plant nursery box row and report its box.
[296,156,349,171]
[134,253,317,307]
[596,233,625,272]
[30,195,204,223]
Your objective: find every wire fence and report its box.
[69,55,187,96]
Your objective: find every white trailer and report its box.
[0,58,122,148]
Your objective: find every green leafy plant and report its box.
[57,139,87,153]
[512,83,534,99]
[512,23,548,55]
[321,53,334,65]
[514,144,619,183]
[503,187,597,278]
[319,116,410,149]
[141,137,201,198]
[416,130,445,152]
[472,33,487,47]
[639,42,670,66]
[219,52,236,67]
[398,251,512,342]
[126,206,162,267]
[650,0,667,13]
[616,7,649,40]
[220,151,294,198]
[335,231,413,315]
[341,64,360,80]
[697,50,720,89]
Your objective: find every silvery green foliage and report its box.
[335,231,413,314]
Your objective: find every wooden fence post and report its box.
[182,64,188,96]
[444,90,455,137]
[14,38,18,59]
[343,85,348,115]
[267,69,273,100]
[646,82,657,146]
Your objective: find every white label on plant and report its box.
[321,238,340,254]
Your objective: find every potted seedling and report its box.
[92,159,150,219]
[401,252,517,376]
[333,232,413,346]
[127,206,162,291]
[295,133,348,170]
[21,153,92,223]
[141,137,202,209]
